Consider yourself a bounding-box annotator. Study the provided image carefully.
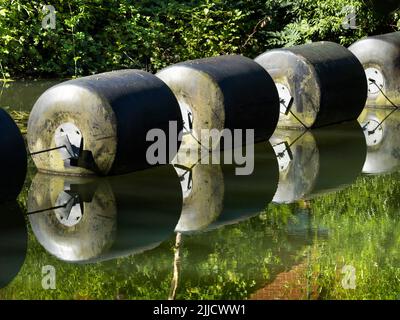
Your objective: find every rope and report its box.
[279,96,310,130]
[29,145,67,156]
[368,78,399,109]
[27,194,78,216]
[27,201,69,216]
[362,78,400,134]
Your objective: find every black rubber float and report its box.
[271,121,366,204]
[27,165,182,263]
[27,70,183,176]
[255,41,368,129]
[0,202,27,289]
[157,55,280,150]
[349,31,400,108]
[0,109,27,203]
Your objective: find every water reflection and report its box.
[359,107,400,175]
[0,202,27,289]
[27,166,182,263]
[174,143,279,233]
[0,80,62,111]
[271,121,366,203]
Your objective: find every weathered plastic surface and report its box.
[27,70,183,176]
[349,31,400,107]
[255,42,368,129]
[157,55,280,150]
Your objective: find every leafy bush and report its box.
[0,0,399,78]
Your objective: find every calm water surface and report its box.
[0,81,400,300]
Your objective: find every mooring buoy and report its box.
[27,70,183,176]
[157,55,280,150]
[255,41,368,129]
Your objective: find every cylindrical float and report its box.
[349,31,400,107]
[0,202,27,289]
[27,165,182,263]
[27,70,183,176]
[358,107,400,174]
[0,109,27,203]
[255,41,368,129]
[174,142,279,233]
[271,121,366,203]
[157,55,280,150]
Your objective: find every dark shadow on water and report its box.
[0,202,27,289]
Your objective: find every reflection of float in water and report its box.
[358,107,400,175]
[173,143,279,233]
[27,166,182,263]
[0,202,27,289]
[271,121,366,204]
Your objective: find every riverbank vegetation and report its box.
[0,0,399,79]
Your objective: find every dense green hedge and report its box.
[0,0,399,78]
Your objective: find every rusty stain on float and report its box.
[349,31,400,108]
[27,165,182,263]
[0,109,27,203]
[157,55,280,151]
[27,70,183,176]
[255,41,368,129]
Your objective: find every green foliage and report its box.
[0,0,398,78]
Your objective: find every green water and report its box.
[0,80,62,112]
[1,82,400,300]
